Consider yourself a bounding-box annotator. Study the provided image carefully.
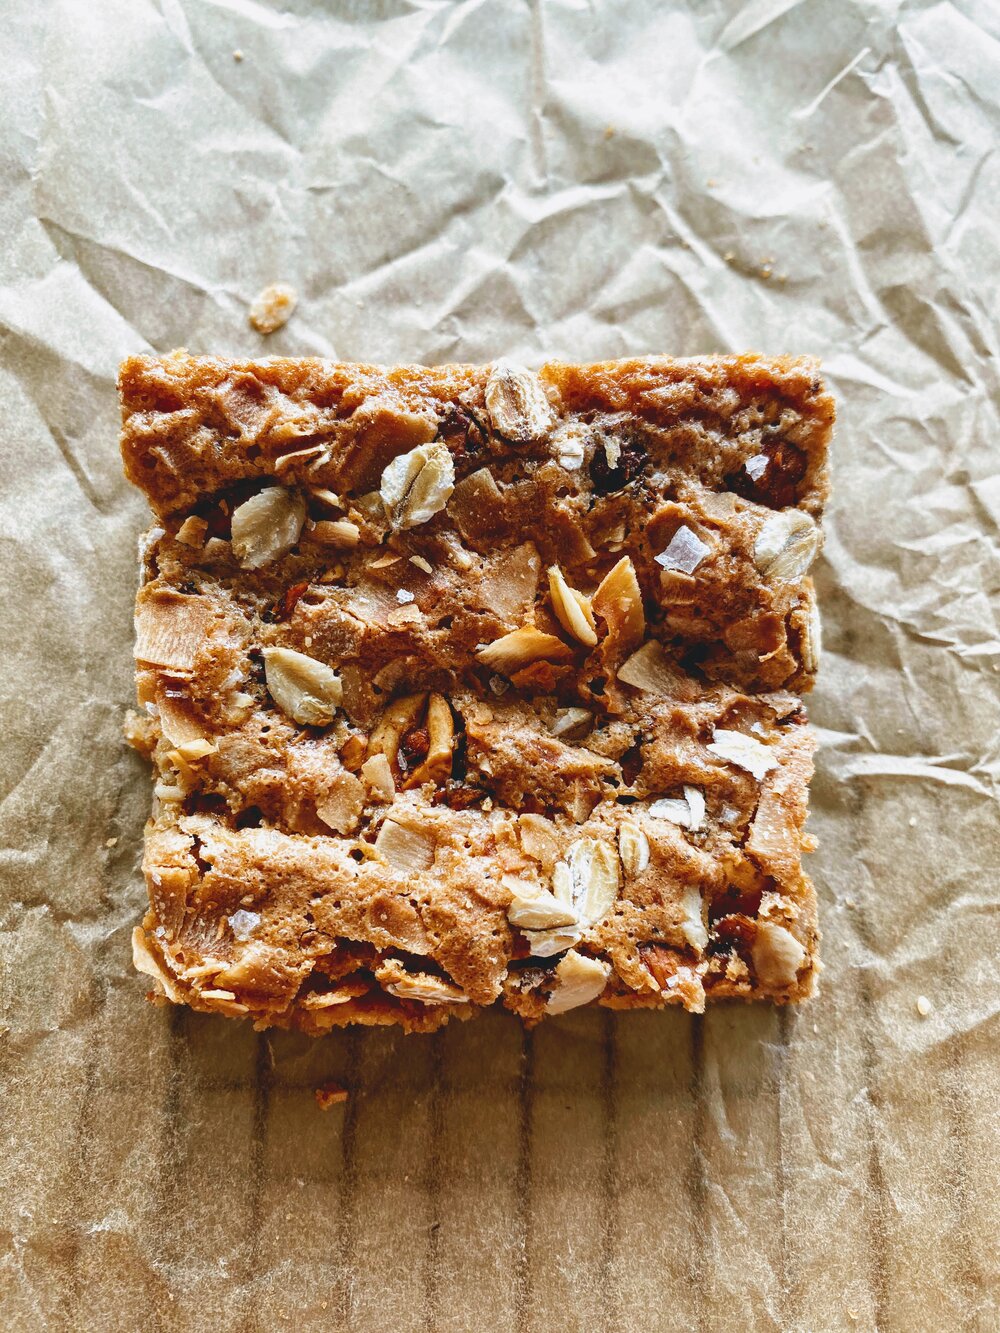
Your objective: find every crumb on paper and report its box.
[724,250,735,262]
[105,837,118,848]
[916,994,932,1017]
[315,1081,349,1110]
[249,283,297,334]
[604,125,614,138]
[233,49,244,61]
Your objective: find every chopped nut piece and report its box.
[380,441,455,530]
[618,820,650,876]
[373,819,436,872]
[249,282,297,334]
[231,486,306,569]
[403,693,454,788]
[679,886,708,951]
[593,555,645,653]
[549,707,593,739]
[484,361,553,442]
[707,728,778,781]
[476,626,573,676]
[655,524,711,574]
[548,565,598,647]
[263,647,343,726]
[751,921,806,986]
[175,515,208,548]
[503,874,578,929]
[311,519,361,548]
[546,949,611,1015]
[361,752,395,802]
[617,640,686,695]
[649,786,705,832]
[315,1082,349,1110]
[753,511,821,581]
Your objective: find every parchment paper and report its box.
[1,2,998,1329]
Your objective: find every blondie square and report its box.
[121,352,832,1031]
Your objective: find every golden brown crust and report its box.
[122,352,831,1032]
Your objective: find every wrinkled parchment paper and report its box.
[2,2,998,1329]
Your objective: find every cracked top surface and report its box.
[121,352,830,1031]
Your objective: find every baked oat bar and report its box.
[121,352,832,1032]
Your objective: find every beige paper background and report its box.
[1,1,998,1329]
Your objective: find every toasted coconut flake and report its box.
[134,593,214,672]
[231,486,306,569]
[383,970,469,1005]
[593,555,645,653]
[316,771,365,833]
[476,626,572,676]
[484,361,553,442]
[380,441,455,529]
[707,728,778,780]
[263,647,342,726]
[548,565,598,646]
[480,542,540,627]
[546,949,611,1015]
[753,511,821,581]
[649,785,705,832]
[132,927,182,1002]
[361,752,396,802]
[655,525,711,575]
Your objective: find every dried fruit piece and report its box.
[373,819,436,872]
[311,519,361,548]
[649,786,706,832]
[655,524,711,574]
[546,949,611,1015]
[231,486,306,569]
[380,441,455,529]
[249,282,297,334]
[751,921,806,986]
[593,555,645,653]
[618,820,650,876]
[753,510,821,581]
[548,565,598,647]
[484,361,553,442]
[476,627,573,676]
[263,647,343,726]
[707,728,778,781]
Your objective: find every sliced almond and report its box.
[311,519,361,549]
[707,728,778,781]
[263,647,343,726]
[231,486,306,568]
[404,693,454,788]
[484,361,553,442]
[545,949,611,1015]
[373,819,436,872]
[753,511,820,581]
[548,566,598,647]
[502,874,579,930]
[618,820,650,877]
[380,441,455,529]
[751,921,806,986]
[593,556,645,653]
[475,626,573,676]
